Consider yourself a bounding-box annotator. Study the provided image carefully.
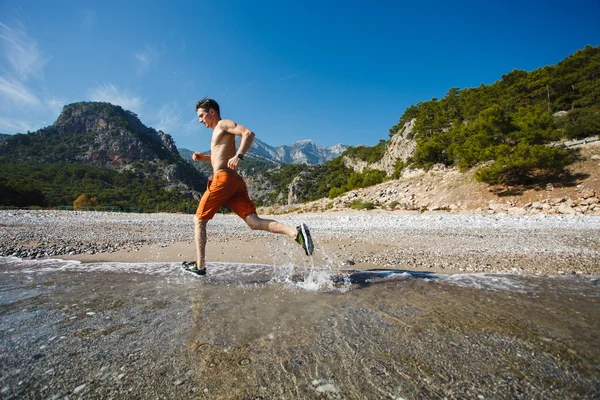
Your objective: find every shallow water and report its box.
[1,256,599,399]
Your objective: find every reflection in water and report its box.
[1,257,599,399]
[188,267,600,399]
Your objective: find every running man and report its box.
[183,98,314,275]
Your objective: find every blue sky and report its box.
[0,1,598,152]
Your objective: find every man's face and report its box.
[197,108,215,128]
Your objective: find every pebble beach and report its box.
[1,209,599,276]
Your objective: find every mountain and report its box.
[0,102,207,210]
[240,137,348,165]
[0,133,9,140]
[180,138,348,166]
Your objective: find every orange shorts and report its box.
[195,170,257,220]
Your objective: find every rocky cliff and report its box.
[49,102,179,167]
[343,119,417,175]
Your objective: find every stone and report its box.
[582,190,595,199]
[557,204,576,215]
[507,207,527,215]
[73,384,86,394]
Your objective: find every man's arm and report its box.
[218,119,255,170]
[192,152,211,162]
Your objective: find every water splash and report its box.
[1,256,597,296]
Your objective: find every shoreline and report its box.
[1,209,599,276]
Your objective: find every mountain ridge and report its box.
[183,137,348,165]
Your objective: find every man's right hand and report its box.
[192,152,203,161]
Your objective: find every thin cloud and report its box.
[181,116,199,136]
[154,102,181,133]
[0,20,48,81]
[0,116,40,133]
[88,83,143,113]
[46,97,65,117]
[0,76,40,105]
[274,73,298,82]
[134,44,161,76]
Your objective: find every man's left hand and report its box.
[227,156,241,170]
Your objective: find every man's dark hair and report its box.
[195,98,220,115]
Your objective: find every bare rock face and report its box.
[53,102,180,168]
[244,172,277,206]
[344,118,417,175]
[286,171,313,205]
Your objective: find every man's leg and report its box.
[194,215,208,267]
[245,214,314,256]
[245,213,296,237]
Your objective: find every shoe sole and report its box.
[300,223,314,256]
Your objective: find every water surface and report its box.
[1,257,598,399]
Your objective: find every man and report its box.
[182,98,314,275]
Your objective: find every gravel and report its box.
[1,210,599,275]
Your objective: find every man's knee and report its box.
[194,215,207,227]
[245,214,261,230]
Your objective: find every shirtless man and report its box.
[182,98,314,275]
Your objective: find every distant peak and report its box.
[294,139,315,144]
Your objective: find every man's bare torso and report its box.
[210,123,237,172]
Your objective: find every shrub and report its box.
[346,199,376,210]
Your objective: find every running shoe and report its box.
[181,261,206,276]
[295,223,314,256]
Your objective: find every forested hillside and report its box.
[252,45,599,206]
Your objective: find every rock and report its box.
[557,204,576,215]
[73,384,86,394]
[508,207,527,215]
[582,190,596,199]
